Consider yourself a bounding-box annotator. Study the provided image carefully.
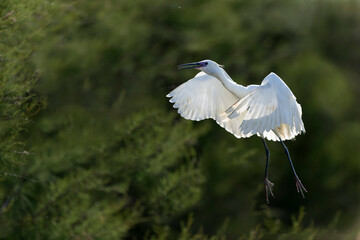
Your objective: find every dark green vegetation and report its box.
[1,0,359,239]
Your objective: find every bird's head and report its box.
[178,60,223,76]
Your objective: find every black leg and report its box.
[279,138,307,198]
[262,138,270,178]
[262,138,274,203]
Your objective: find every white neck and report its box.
[213,68,253,98]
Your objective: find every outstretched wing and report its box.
[226,72,305,141]
[167,71,248,138]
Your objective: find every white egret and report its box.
[167,60,306,203]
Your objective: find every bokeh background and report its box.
[1,0,359,239]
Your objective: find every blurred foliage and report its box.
[0,1,44,171]
[0,0,360,239]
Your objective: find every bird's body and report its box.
[167,68,305,141]
[167,60,307,203]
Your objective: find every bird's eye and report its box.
[204,62,208,65]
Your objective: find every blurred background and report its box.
[0,0,359,239]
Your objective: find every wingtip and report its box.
[268,72,277,77]
[265,72,282,81]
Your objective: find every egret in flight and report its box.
[167,60,306,203]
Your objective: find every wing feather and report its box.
[168,71,305,141]
[167,71,250,138]
[226,72,305,141]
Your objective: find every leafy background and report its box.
[0,0,359,239]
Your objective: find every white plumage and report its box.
[167,59,307,202]
[167,62,305,141]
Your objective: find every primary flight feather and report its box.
[167,59,307,203]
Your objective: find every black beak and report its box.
[178,61,205,70]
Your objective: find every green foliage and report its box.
[0,0,45,170]
[0,109,208,239]
[0,0,359,239]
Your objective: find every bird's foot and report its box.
[295,176,307,198]
[264,177,275,204]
